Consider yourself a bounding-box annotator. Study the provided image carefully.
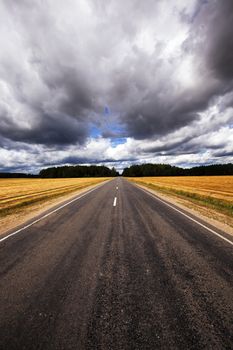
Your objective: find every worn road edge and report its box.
[132,181,233,247]
[0,179,111,243]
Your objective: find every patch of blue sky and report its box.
[90,126,101,138]
[108,123,127,147]
[108,122,126,135]
[90,108,127,147]
[111,137,127,148]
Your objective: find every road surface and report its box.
[0,178,232,349]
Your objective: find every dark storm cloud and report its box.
[0,0,98,146]
[205,0,233,81]
[144,136,193,154]
[0,0,233,172]
[214,150,233,158]
[0,164,30,173]
[120,76,221,139]
[123,95,202,139]
[2,0,233,143]
[118,0,233,140]
[58,156,135,165]
[0,114,88,145]
[155,142,227,157]
[40,66,95,118]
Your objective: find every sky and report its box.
[0,0,233,173]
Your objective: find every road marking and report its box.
[113,197,117,207]
[0,181,109,244]
[137,186,233,247]
[116,186,118,190]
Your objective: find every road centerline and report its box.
[113,197,117,207]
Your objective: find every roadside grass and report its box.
[128,176,233,218]
[0,178,108,218]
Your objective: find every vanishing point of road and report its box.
[0,178,232,349]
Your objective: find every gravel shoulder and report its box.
[0,181,109,237]
[134,182,233,236]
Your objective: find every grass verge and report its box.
[130,180,233,218]
[0,179,107,219]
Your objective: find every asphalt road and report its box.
[0,178,232,349]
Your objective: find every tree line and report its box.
[0,173,38,178]
[1,163,233,178]
[122,163,233,177]
[39,165,119,178]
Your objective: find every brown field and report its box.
[0,178,108,233]
[127,176,233,219]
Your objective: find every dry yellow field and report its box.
[0,177,108,218]
[128,176,233,217]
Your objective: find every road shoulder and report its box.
[133,182,233,237]
[0,180,109,238]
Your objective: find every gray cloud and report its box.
[118,0,233,140]
[214,150,233,157]
[205,0,233,81]
[0,113,88,145]
[0,0,232,171]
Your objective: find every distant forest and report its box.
[122,163,233,177]
[0,173,38,178]
[39,165,119,178]
[0,163,233,178]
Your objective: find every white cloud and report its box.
[0,0,232,172]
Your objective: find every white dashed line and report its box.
[113,197,117,207]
